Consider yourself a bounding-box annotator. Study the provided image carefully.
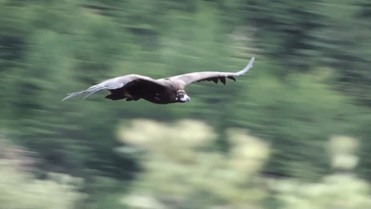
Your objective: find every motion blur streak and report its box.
[0,0,370,208]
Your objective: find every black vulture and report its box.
[62,57,255,104]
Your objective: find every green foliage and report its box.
[0,0,370,208]
[272,135,370,209]
[118,120,371,209]
[243,0,322,69]
[231,66,357,179]
[328,135,359,170]
[118,120,270,208]
[310,0,371,105]
[0,139,84,209]
[273,174,371,209]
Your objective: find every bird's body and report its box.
[62,57,255,104]
[106,77,183,104]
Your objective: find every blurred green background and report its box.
[0,0,371,208]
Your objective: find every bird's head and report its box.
[176,89,190,103]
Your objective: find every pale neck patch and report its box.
[176,89,190,102]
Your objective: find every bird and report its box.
[62,57,255,104]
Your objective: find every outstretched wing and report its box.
[169,57,255,88]
[62,74,166,101]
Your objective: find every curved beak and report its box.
[180,94,191,102]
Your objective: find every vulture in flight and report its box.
[62,57,255,104]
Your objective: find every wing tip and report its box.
[247,56,255,68]
[61,93,74,101]
[238,56,255,75]
[61,91,86,101]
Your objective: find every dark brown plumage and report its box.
[62,57,255,104]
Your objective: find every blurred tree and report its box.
[312,0,371,106]
[272,135,371,209]
[242,0,322,70]
[0,0,370,208]
[118,119,270,209]
[0,0,139,181]
[0,138,84,209]
[117,120,371,209]
[232,66,358,180]
[273,174,371,209]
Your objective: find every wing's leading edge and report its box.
[169,57,255,87]
[235,57,255,76]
